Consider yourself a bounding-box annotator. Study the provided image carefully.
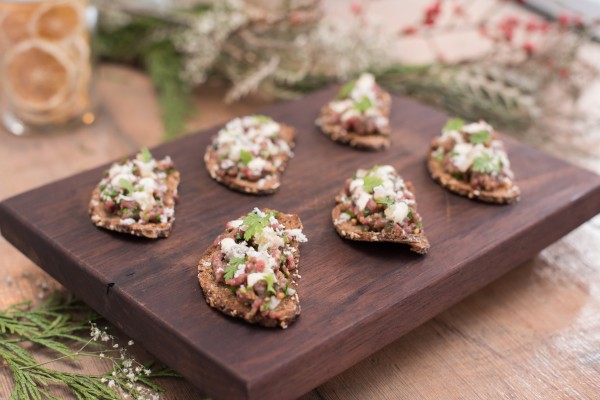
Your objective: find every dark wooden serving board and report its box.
[2,88,600,400]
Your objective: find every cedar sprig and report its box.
[0,293,179,399]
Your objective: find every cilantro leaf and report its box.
[354,96,373,112]
[337,81,355,99]
[240,149,253,166]
[242,210,276,242]
[469,131,490,144]
[253,115,273,123]
[264,273,276,295]
[472,152,500,173]
[224,257,245,281]
[118,178,135,194]
[140,147,153,163]
[363,175,383,193]
[443,118,464,132]
[375,197,394,207]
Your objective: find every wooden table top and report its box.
[2,2,600,397]
[1,63,599,399]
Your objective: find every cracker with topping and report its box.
[332,165,430,254]
[428,118,520,204]
[316,73,392,151]
[204,115,295,194]
[198,208,307,329]
[88,148,180,238]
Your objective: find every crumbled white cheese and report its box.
[227,219,243,229]
[384,202,409,224]
[120,218,136,225]
[256,227,285,251]
[132,191,156,211]
[461,120,493,134]
[268,297,281,310]
[247,270,275,288]
[286,229,308,243]
[220,238,249,259]
[247,158,268,175]
[354,191,371,211]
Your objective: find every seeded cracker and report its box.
[89,148,180,238]
[198,209,307,328]
[428,118,520,204]
[332,165,430,254]
[316,73,392,151]
[204,115,295,194]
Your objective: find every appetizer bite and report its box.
[198,208,308,329]
[316,73,392,151]
[428,118,520,204]
[204,115,295,194]
[89,148,180,238]
[332,165,429,254]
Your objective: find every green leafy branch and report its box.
[0,294,179,399]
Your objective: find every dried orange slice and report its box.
[2,39,75,111]
[0,4,37,46]
[31,0,83,41]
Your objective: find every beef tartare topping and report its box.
[326,73,389,136]
[98,148,176,225]
[209,208,307,320]
[210,115,292,182]
[336,165,423,235]
[431,118,515,191]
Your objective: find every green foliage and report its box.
[242,210,277,242]
[444,118,464,132]
[472,152,500,173]
[224,257,246,281]
[97,16,192,141]
[375,197,394,207]
[118,178,135,194]
[264,273,276,295]
[0,294,178,399]
[363,176,383,193]
[469,131,490,144]
[239,149,253,166]
[337,81,356,99]
[253,115,273,123]
[354,96,373,112]
[140,147,153,162]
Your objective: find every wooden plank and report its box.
[1,88,599,400]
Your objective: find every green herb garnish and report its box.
[253,115,273,123]
[140,147,153,163]
[472,152,500,174]
[443,118,464,132]
[224,257,246,281]
[264,273,276,295]
[434,152,444,162]
[363,175,383,193]
[469,131,490,144]
[375,197,394,207]
[242,210,277,241]
[354,96,373,112]
[240,149,253,166]
[337,81,355,99]
[118,179,135,194]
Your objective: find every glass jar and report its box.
[0,0,97,135]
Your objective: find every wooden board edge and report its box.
[246,183,600,400]
[0,202,252,400]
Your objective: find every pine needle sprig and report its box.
[0,293,179,399]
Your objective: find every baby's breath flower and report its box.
[108,379,116,388]
[128,340,134,346]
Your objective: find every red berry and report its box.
[523,42,535,55]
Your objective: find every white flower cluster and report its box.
[90,323,160,400]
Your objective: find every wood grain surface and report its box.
[2,87,599,400]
